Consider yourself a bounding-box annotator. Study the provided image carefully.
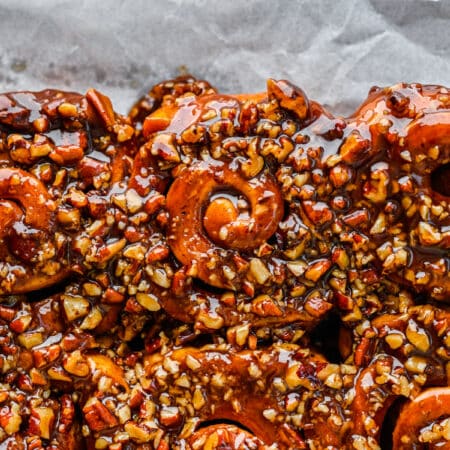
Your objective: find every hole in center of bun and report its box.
[309,313,345,363]
[379,397,408,450]
[26,277,75,303]
[431,162,450,197]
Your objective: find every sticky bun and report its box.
[0,76,448,449]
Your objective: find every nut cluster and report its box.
[0,75,448,449]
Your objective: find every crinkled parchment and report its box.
[0,0,449,116]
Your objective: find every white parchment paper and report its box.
[0,0,449,116]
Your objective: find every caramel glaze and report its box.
[0,77,448,449]
[158,81,449,300]
[186,424,268,449]
[0,289,153,449]
[349,309,446,435]
[115,79,450,344]
[0,89,136,295]
[393,387,450,448]
[128,75,217,131]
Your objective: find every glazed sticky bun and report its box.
[0,76,448,449]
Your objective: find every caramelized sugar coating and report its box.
[129,75,217,131]
[345,303,450,448]
[0,389,81,449]
[0,89,136,294]
[0,76,448,448]
[76,326,445,449]
[116,78,449,344]
[393,387,450,449]
[79,340,349,449]
[186,424,269,450]
[0,295,100,448]
[0,291,162,449]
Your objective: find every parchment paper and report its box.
[0,0,449,116]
